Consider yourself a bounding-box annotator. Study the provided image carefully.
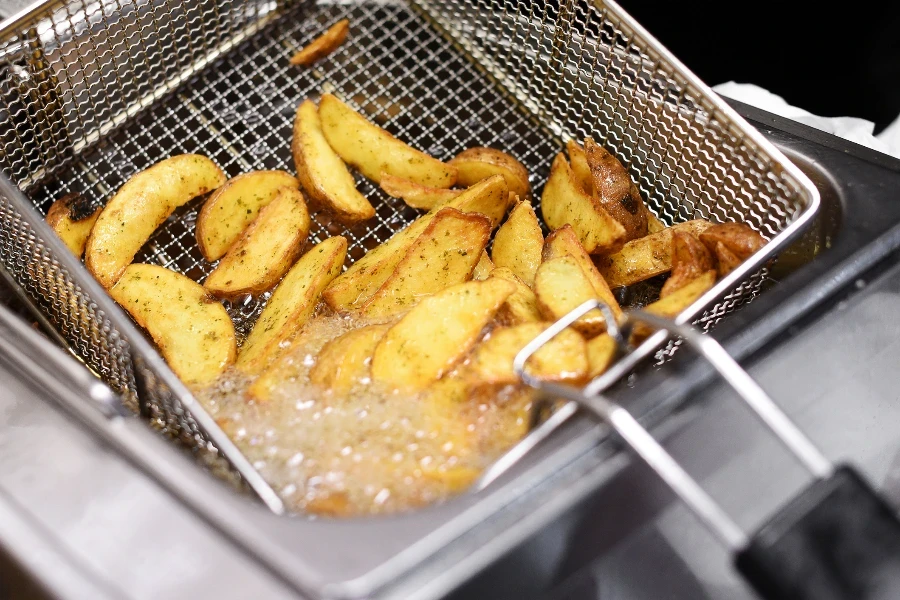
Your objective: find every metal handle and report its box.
[493,300,900,600]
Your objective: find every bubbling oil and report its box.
[195,307,533,517]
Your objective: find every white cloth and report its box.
[713,82,900,160]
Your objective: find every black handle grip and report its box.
[736,465,900,600]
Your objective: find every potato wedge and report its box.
[323,175,508,311]
[371,278,515,392]
[566,140,593,194]
[237,236,347,374]
[204,187,311,298]
[541,153,626,254]
[380,173,462,210]
[45,193,100,257]
[491,200,543,286]
[543,225,622,322]
[86,154,226,288]
[319,93,457,187]
[595,219,712,288]
[534,256,608,337]
[646,209,666,233]
[584,138,648,242]
[308,324,390,395]
[357,208,491,319]
[293,99,374,224]
[586,333,618,379]
[699,222,766,260]
[109,264,236,385]
[466,322,588,385]
[631,270,717,343]
[289,19,349,66]
[196,170,299,261]
[713,241,742,277]
[660,230,715,298]
[490,267,541,324]
[449,147,531,200]
[473,250,494,281]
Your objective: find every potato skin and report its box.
[584,138,648,242]
[86,154,226,288]
[449,147,531,200]
[660,231,714,298]
[45,193,100,257]
[699,222,766,260]
[289,19,349,66]
[713,241,743,277]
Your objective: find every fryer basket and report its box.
[0,0,818,510]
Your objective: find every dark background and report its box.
[617,1,900,131]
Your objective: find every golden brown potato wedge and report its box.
[109,264,236,385]
[699,222,766,260]
[292,99,374,224]
[204,187,310,299]
[45,193,100,257]
[543,225,623,322]
[379,173,462,210]
[237,236,347,374]
[566,140,593,194]
[473,250,494,281]
[490,267,542,324]
[660,230,715,298]
[322,175,508,311]
[86,154,226,288]
[289,19,349,66]
[466,322,588,385]
[713,241,742,277]
[308,324,390,395]
[584,138,648,242]
[319,93,457,187]
[357,208,491,319]
[534,256,609,337]
[595,219,712,288]
[371,278,515,392]
[631,270,717,343]
[541,153,626,254]
[449,147,531,200]
[196,170,299,261]
[491,200,543,286]
[586,333,618,379]
[646,209,666,233]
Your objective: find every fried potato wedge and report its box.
[371,278,515,392]
[237,236,347,374]
[289,19,349,66]
[646,210,666,233]
[595,219,712,288]
[631,270,717,343]
[491,200,543,285]
[584,138,648,242]
[323,175,508,311]
[204,187,311,298]
[586,333,618,379]
[308,324,390,395]
[534,256,608,337]
[699,222,766,261]
[449,147,531,200]
[86,154,225,288]
[490,267,541,324]
[357,208,491,319]
[466,322,588,386]
[566,140,593,194]
[660,230,715,298]
[543,225,622,321]
[45,193,100,257]
[319,93,457,187]
[379,174,462,210]
[713,241,742,277]
[196,170,299,261]
[109,264,236,385]
[293,99,374,224]
[541,153,626,254]
[473,250,494,281]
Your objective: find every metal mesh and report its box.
[0,0,812,500]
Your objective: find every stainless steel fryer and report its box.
[0,0,820,597]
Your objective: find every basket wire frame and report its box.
[0,0,814,507]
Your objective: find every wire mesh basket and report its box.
[0,0,818,510]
